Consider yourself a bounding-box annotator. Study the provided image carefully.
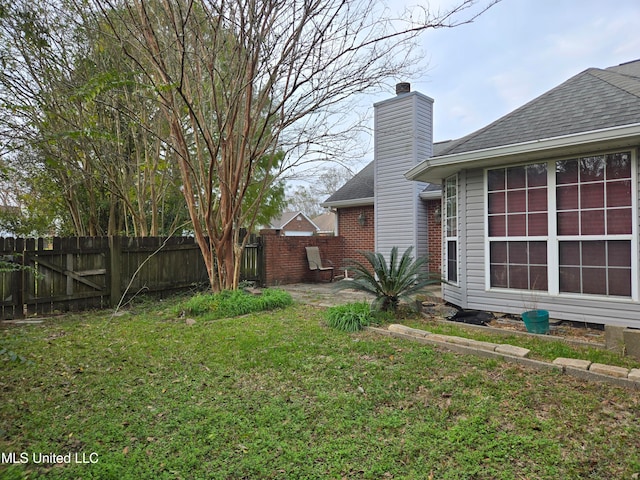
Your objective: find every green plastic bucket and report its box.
[522,310,549,334]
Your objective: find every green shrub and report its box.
[324,302,374,332]
[336,246,440,312]
[178,288,293,320]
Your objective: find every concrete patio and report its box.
[279,281,442,308]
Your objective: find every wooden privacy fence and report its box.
[0,236,214,320]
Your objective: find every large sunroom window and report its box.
[487,151,635,298]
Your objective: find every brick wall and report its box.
[260,201,441,285]
[337,206,375,271]
[261,231,344,285]
[426,199,442,274]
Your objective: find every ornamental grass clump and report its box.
[324,302,374,332]
[337,246,440,312]
[178,288,292,320]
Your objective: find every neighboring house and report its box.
[311,212,337,236]
[269,211,319,236]
[322,83,444,273]
[406,59,640,327]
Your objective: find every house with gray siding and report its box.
[407,59,640,328]
[323,84,443,272]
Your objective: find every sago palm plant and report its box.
[337,246,440,312]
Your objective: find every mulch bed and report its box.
[420,297,606,346]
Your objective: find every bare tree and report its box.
[89,0,498,291]
[287,166,355,217]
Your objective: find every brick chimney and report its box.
[396,82,411,95]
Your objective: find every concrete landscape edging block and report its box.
[552,357,592,370]
[371,326,640,390]
[589,363,629,378]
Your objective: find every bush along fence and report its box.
[0,236,210,320]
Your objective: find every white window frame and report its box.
[444,174,459,285]
[484,149,638,301]
[484,162,549,292]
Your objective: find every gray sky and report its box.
[373,0,640,142]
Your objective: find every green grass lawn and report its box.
[1,298,639,479]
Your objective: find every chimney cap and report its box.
[396,82,411,95]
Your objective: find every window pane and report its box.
[583,267,606,295]
[447,241,457,282]
[507,190,526,213]
[527,164,547,187]
[488,192,505,214]
[607,209,632,235]
[488,169,505,191]
[609,268,632,296]
[446,199,456,218]
[559,241,580,266]
[490,265,508,288]
[507,166,526,189]
[446,218,457,237]
[529,241,547,264]
[606,152,631,179]
[528,188,547,212]
[528,213,548,236]
[606,180,632,207]
[508,242,528,264]
[558,212,579,235]
[488,215,506,236]
[559,266,581,293]
[556,160,578,185]
[557,185,578,210]
[530,266,548,291]
[582,241,605,267]
[580,183,604,209]
[579,156,605,182]
[490,241,508,263]
[608,241,631,267]
[507,214,526,236]
[581,210,604,235]
[509,265,529,289]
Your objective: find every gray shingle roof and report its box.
[435,59,640,157]
[323,141,449,205]
[323,161,375,204]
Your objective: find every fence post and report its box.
[109,236,122,307]
[16,238,25,319]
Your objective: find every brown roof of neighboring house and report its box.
[311,212,336,233]
[269,211,319,231]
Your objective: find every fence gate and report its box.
[23,237,109,317]
[0,237,109,319]
[240,235,264,285]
